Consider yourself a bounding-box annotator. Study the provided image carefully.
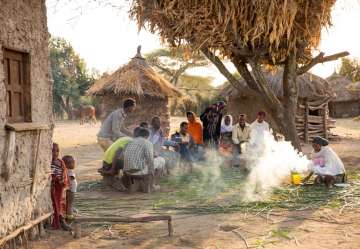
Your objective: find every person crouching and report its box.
[123,127,165,192]
[303,136,346,188]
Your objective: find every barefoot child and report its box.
[51,143,72,231]
[62,155,77,220]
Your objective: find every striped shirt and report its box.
[51,159,64,179]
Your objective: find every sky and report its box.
[46,0,360,86]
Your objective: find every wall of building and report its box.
[329,101,360,118]
[226,95,280,132]
[101,95,171,135]
[0,0,53,237]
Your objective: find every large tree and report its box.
[50,37,94,119]
[130,0,348,149]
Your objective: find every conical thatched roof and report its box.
[87,46,181,99]
[220,69,333,99]
[326,74,360,102]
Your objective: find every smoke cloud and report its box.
[242,130,310,201]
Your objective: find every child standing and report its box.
[51,143,72,231]
[62,155,77,220]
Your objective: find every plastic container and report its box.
[291,172,302,185]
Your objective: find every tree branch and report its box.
[250,61,282,107]
[297,51,349,75]
[200,48,254,95]
[231,58,261,92]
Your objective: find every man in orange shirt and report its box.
[186,112,205,160]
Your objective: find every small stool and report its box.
[123,172,151,193]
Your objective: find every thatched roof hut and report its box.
[221,70,333,99]
[220,69,335,142]
[88,46,181,130]
[326,74,360,118]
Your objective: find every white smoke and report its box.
[242,130,310,201]
[197,149,225,195]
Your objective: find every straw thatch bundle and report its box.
[220,69,333,99]
[130,0,336,64]
[347,81,360,93]
[87,47,181,99]
[327,74,360,102]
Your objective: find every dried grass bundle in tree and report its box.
[130,0,336,64]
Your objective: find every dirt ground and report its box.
[31,118,360,249]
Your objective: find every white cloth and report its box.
[249,120,270,147]
[220,115,233,134]
[310,146,345,176]
[67,169,77,193]
[130,157,166,176]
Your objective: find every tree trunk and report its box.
[231,56,302,151]
[65,96,73,120]
[280,52,301,150]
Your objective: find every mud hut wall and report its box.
[101,95,171,133]
[329,101,360,118]
[225,96,280,132]
[0,0,53,237]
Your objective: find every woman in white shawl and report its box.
[219,115,233,155]
[303,136,346,188]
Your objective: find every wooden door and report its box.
[3,49,31,122]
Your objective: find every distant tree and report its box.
[339,57,360,82]
[145,47,208,87]
[50,37,94,119]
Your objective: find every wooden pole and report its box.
[323,102,328,139]
[304,98,309,144]
[31,130,42,197]
[0,213,51,246]
[168,218,174,237]
[3,131,16,181]
[73,215,173,239]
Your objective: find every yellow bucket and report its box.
[291,172,302,185]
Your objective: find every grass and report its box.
[75,167,360,217]
[152,167,360,214]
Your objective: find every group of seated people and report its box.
[96,98,346,191]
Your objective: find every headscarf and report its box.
[313,136,329,146]
[221,115,233,133]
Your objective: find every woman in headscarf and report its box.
[303,136,346,188]
[219,115,234,157]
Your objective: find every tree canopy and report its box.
[145,47,208,86]
[50,37,94,118]
[339,57,360,82]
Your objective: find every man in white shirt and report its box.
[303,136,346,188]
[250,111,270,148]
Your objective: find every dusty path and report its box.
[31,118,360,249]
